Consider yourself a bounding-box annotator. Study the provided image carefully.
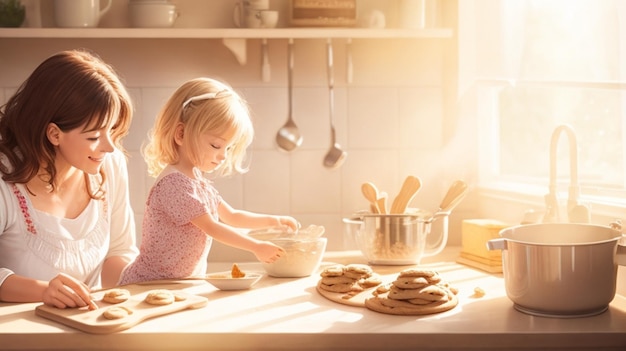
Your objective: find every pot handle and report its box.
[486,238,507,251]
[616,234,626,266]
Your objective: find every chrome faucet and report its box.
[543,124,590,223]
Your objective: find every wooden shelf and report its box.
[0,26,453,80]
[0,27,453,39]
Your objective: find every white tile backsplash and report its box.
[0,1,472,263]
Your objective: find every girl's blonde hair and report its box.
[143,77,253,178]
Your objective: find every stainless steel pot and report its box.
[488,223,626,318]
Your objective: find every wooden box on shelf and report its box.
[288,0,356,27]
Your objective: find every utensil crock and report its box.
[353,212,449,265]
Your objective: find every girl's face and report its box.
[52,119,117,175]
[195,128,236,173]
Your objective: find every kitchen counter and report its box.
[1,247,625,351]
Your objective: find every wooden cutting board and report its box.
[35,283,208,334]
[316,272,460,316]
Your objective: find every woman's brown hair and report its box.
[0,49,133,197]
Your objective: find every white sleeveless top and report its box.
[0,150,138,289]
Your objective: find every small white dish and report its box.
[204,271,262,291]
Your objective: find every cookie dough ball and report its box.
[103,306,133,320]
[145,289,175,306]
[102,288,131,304]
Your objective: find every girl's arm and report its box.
[216,200,299,231]
[190,213,285,263]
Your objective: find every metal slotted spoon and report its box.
[323,38,347,169]
[275,38,303,152]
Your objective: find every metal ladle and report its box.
[275,38,303,152]
[323,38,347,168]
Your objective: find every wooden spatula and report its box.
[390,176,422,214]
[361,182,381,213]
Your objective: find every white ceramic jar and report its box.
[128,0,178,28]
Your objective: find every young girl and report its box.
[120,78,298,285]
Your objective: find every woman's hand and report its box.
[42,273,98,310]
[253,241,286,264]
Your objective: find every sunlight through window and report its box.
[471,0,626,204]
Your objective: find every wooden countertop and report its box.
[1,247,625,351]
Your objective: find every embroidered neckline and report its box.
[11,183,37,235]
[10,183,108,236]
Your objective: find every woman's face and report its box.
[53,119,117,175]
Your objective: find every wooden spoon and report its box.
[390,176,422,214]
[361,182,380,213]
[439,180,468,213]
[425,180,469,223]
[377,191,388,214]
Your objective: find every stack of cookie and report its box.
[365,268,458,315]
[317,264,382,299]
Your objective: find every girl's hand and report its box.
[253,241,286,264]
[275,216,300,232]
[42,273,98,310]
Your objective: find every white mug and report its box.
[54,0,112,28]
[233,0,270,28]
[260,10,278,28]
[400,0,437,29]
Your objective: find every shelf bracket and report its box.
[222,38,247,65]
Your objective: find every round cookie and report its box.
[103,306,133,320]
[321,276,355,285]
[145,289,175,306]
[345,263,372,274]
[398,268,438,278]
[381,294,449,308]
[373,283,392,296]
[408,297,448,306]
[318,281,361,293]
[102,288,130,304]
[358,274,382,288]
[343,264,373,279]
[392,276,430,289]
[320,265,345,277]
[364,294,458,316]
[388,284,449,301]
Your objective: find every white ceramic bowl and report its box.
[204,271,262,291]
[249,227,327,278]
[129,2,178,28]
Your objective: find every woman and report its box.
[0,49,138,310]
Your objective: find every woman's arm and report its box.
[0,273,97,310]
[101,256,132,288]
[0,273,46,303]
[103,151,139,286]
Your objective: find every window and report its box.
[463,0,626,210]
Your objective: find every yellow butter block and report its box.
[461,219,511,261]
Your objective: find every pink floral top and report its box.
[119,171,221,285]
